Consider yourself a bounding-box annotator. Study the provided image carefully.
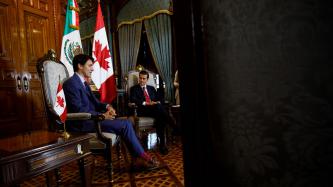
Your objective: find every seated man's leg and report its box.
[152,104,169,155]
[101,119,165,171]
[155,103,176,128]
[155,120,168,155]
[138,105,169,155]
[100,119,145,157]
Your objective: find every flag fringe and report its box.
[69,6,80,12]
[69,24,80,30]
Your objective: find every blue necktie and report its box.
[84,82,92,98]
[84,82,90,91]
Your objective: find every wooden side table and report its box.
[0,130,93,187]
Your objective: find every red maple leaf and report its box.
[56,96,65,108]
[93,40,111,70]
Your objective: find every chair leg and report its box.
[119,138,130,164]
[78,156,93,187]
[141,130,149,150]
[105,140,113,183]
[116,138,121,160]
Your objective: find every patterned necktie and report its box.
[143,87,150,103]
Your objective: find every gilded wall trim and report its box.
[117,9,173,30]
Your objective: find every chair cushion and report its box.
[42,60,69,107]
[88,132,118,149]
[127,70,157,90]
[137,117,155,128]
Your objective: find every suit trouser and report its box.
[100,119,145,157]
[138,104,170,146]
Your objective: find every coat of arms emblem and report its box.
[64,39,82,64]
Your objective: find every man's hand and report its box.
[108,107,117,116]
[105,106,117,119]
[146,101,161,106]
[103,111,115,120]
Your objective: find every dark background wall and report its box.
[174,0,333,186]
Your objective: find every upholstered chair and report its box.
[37,49,118,182]
[125,69,158,148]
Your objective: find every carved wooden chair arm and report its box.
[66,113,110,145]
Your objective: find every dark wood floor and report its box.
[20,134,184,187]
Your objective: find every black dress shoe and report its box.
[159,146,169,155]
[131,157,163,172]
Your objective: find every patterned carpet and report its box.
[20,135,184,187]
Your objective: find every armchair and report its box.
[125,69,168,150]
[37,49,117,182]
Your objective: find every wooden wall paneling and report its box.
[0,0,19,69]
[22,0,32,7]
[0,4,12,64]
[54,0,66,56]
[0,0,60,135]
[0,0,27,135]
[37,0,49,12]
[29,80,48,131]
[19,0,56,130]
[0,87,25,134]
[25,12,50,66]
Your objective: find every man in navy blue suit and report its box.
[129,70,172,155]
[63,54,161,170]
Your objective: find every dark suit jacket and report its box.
[129,84,170,135]
[63,73,108,131]
[129,84,159,107]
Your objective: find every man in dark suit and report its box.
[129,70,171,155]
[63,54,161,170]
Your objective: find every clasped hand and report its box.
[146,101,160,106]
[103,106,117,120]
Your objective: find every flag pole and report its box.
[62,121,70,139]
[62,120,70,139]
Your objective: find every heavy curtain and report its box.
[144,14,173,102]
[118,22,143,80]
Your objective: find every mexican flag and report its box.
[60,0,82,76]
[91,2,117,103]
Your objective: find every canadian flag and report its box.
[53,83,67,123]
[91,2,117,103]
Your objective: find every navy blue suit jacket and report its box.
[63,74,146,157]
[63,73,108,131]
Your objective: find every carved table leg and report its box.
[78,155,93,187]
[45,169,60,187]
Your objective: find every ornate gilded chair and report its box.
[37,49,117,182]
